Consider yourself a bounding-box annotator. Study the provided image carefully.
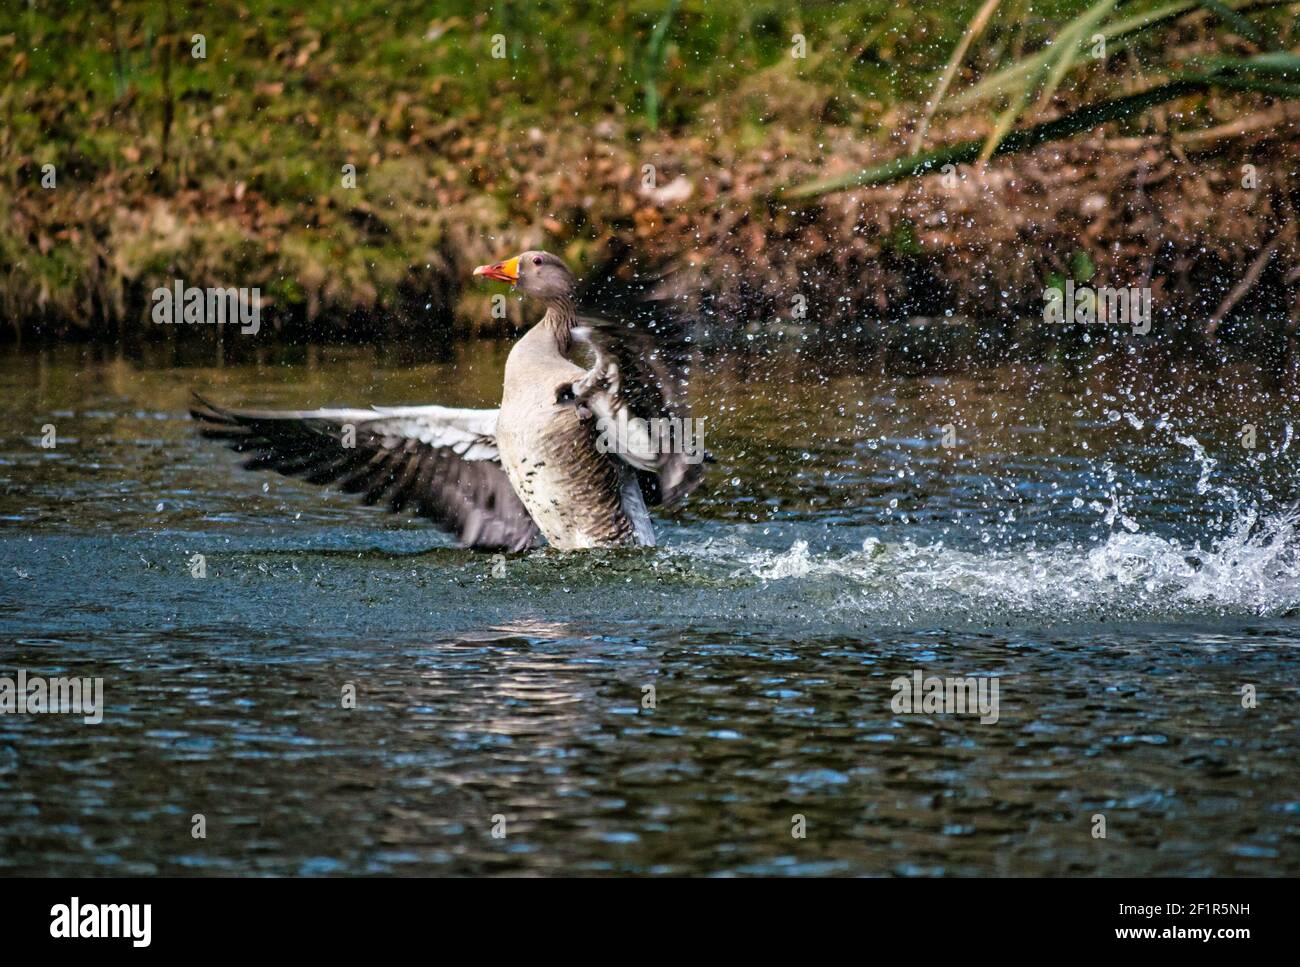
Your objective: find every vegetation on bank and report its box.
[1,0,1298,343]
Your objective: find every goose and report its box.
[191,250,704,552]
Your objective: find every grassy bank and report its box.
[2,0,1298,343]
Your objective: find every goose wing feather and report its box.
[190,394,541,551]
[571,307,704,508]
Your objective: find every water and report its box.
[2,339,1299,875]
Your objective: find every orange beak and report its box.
[473,256,520,285]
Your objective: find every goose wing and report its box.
[190,394,541,552]
[572,262,705,508]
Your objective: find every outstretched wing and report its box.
[572,279,705,507]
[190,394,541,552]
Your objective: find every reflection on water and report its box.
[1,340,1298,875]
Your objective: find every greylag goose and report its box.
[191,250,703,551]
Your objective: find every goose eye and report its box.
[532,256,543,265]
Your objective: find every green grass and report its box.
[1,0,1293,332]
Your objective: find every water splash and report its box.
[681,505,1300,625]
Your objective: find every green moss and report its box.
[1071,250,1097,283]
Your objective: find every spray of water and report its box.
[674,414,1300,625]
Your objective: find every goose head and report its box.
[474,250,575,302]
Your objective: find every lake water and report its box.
[2,337,1298,875]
